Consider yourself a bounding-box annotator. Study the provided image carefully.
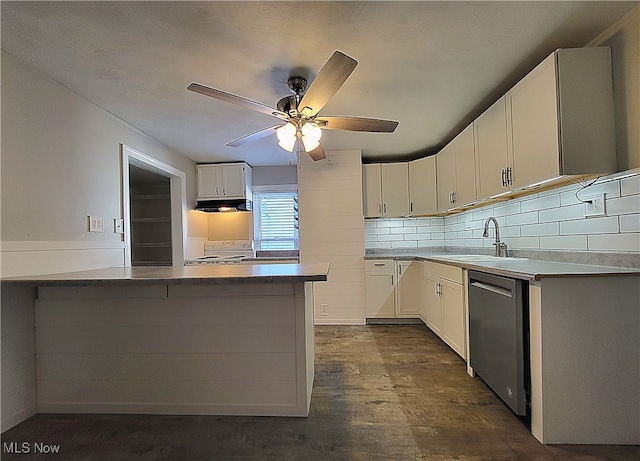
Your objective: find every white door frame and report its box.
[121,144,187,267]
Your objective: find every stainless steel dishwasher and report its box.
[468,270,529,416]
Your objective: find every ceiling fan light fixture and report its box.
[276,123,297,152]
[301,122,322,151]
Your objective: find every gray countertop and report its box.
[366,253,639,281]
[1,263,330,286]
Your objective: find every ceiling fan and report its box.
[187,51,399,161]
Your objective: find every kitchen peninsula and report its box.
[2,264,329,418]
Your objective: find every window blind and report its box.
[253,191,299,250]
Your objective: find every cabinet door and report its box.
[424,274,442,335]
[197,165,222,199]
[508,53,559,189]
[441,279,465,359]
[436,143,456,212]
[408,156,437,216]
[453,124,477,207]
[475,96,509,198]
[221,164,246,198]
[381,163,409,218]
[362,164,382,218]
[396,261,423,318]
[365,271,396,318]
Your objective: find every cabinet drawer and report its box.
[424,261,463,284]
[365,259,395,271]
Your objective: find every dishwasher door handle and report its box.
[470,281,513,297]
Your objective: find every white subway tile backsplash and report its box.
[521,193,561,212]
[390,240,418,248]
[391,226,416,234]
[521,222,559,237]
[560,216,619,235]
[620,174,640,196]
[506,211,539,226]
[366,227,391,235]
[538,203,584,223]
[505,237,540,249]
[364,172,640,255]
[373,220,405,228]
[377,234,405,242]
[606,194,640,216]
[588,233,640,252]
[493,202,521,217]
[619,214,640,233]
[540,235,588,250]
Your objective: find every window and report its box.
[253,188,298,251]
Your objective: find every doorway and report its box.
[121,145,187,267]
[129,165,172,266]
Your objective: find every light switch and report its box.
[88,216,104,232]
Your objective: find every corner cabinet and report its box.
[423,261,466,359]
[408,156,437,216]
[436,123,476,212]
[475,47,616,197]
[362,163,410,218]
[365,259,423,319]
[196,163,252,200]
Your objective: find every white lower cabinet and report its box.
[396,261,424,318]
[423,261,466,359]
[365,260,396,318]
[365,259,423,319]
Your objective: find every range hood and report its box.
[196,199,252,212]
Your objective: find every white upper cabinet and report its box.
[363,164,383,218]
[474,96,509,199]
[408,156,437,216]
[197,163,252,200]
[381,163,410,218]
[475,47,615,197]
[363,163,409,218]
[436,123,476,212]
[507,47,616,189]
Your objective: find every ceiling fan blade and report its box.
[225,125,283,148]
[307,142,326,161]
[188,83,288,120]
[316,116,399,133]
[298,51,358,118]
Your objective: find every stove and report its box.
[185,240,255,265]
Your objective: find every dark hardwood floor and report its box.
[2,325,639,460]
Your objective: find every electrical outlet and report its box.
[584,193,606,218]
[88,216,104,232]
[320,304,329,316]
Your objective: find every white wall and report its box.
[0,52,200,432]
[1,52,199,277]
[298,151,365,325]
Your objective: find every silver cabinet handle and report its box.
[507,167,513,186]
[391,274,394,286]
[501,168,507,187]
[378,203,382,214]
[383,203,387,214]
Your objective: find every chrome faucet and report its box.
[483,217,508,257]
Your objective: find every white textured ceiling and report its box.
[1,1,636,166]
